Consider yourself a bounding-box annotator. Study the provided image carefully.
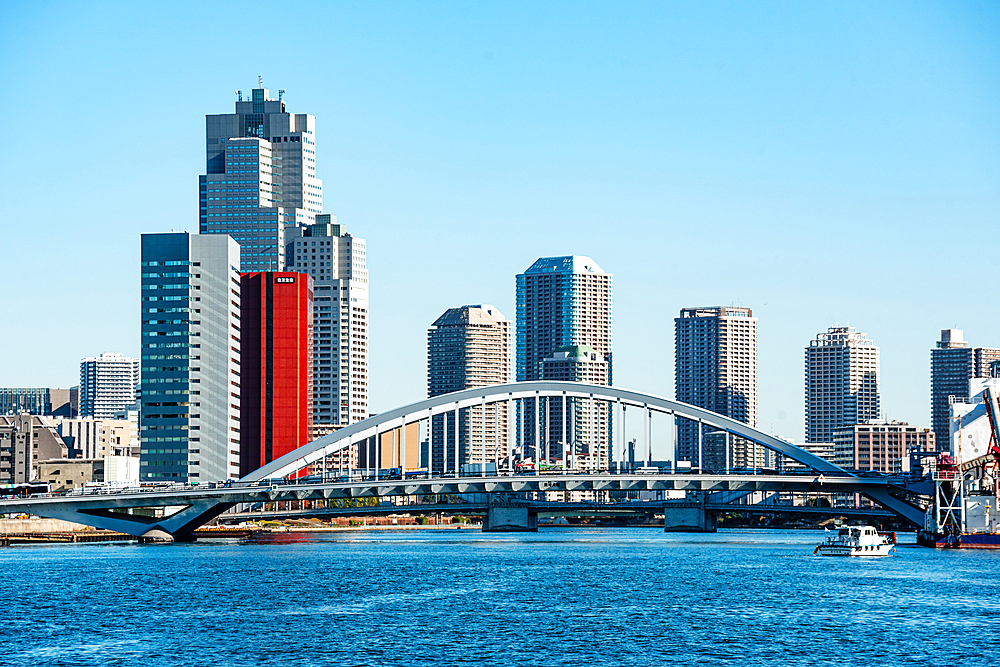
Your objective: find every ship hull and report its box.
[815,544,894,557]
[917,530,1000,549]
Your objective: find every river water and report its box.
[1,528,998,666]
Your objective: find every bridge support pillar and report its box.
[663,495,716,533]
[483,496,537,532]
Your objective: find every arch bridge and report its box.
[246,381,840,481]
[0,382,928,539]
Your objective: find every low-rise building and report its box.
[0,388,78,417]
[56,418,135,458]
[37,458,104,492]
[103,455,139,485]
[0,415,69,484]
[833,420,935,473]
[777,441,834,472]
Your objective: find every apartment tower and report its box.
[79,353,138,419]
[674,307,759,469]
[427,305,512,472]
[805,326,880,443]
[139,233,242,483]
[516,256,612,468]
[285,216,369,427]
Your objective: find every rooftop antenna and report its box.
[278,89,285,101]
[258,75,263,88]
[237,90,242,101]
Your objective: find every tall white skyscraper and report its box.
[79,352,139,419]
[139,233,242,482]
[200,85,322,271]
[805,326,880,443]
[285,216,369,426]
[674,307,758,469]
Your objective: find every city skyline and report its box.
[2,3,998,446]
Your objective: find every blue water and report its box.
[1,528,999,666]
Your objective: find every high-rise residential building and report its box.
[139,233,241,483]
[79,353,139,419]
[805,326,880,443]
[832,420,935,473]
[200,85,322,271]
[516,256,613,468]
[285,216,369,426]
[930,329,1000,452]
[427,305,512,472]
[239,271,313,477]
[674,307,758,468]
[516,256,612,382]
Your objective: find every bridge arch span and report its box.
[242,382,843,482]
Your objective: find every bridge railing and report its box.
[2,467,913,504]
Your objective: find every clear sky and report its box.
[1,1,997,444]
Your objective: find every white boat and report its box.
[814,526,896,557]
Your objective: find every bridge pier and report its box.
[663,495,716,533]
[483,495,537,532]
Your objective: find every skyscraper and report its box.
[930,329,1000,451]
[79,353,139,419]
[674,307,758,469]
[239,271,313,477]
[139,233,241,483]
[805,326,880,443]
[516,256,612,468]
[427,305,512,472]
[285,216,369,426]
[200,85,322,271]
[516,256,612,382]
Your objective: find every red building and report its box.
[240,272,313,477]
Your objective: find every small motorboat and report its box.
[814,526,895,557]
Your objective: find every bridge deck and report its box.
[0,473,926,537]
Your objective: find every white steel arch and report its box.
[242,382,845,482]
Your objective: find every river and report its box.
[1,528,998,666]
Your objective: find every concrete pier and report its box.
[663,498,716,533]
[483,495,538,532]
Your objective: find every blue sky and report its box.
[1,1,997,443]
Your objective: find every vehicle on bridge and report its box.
[0,483,51,499]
